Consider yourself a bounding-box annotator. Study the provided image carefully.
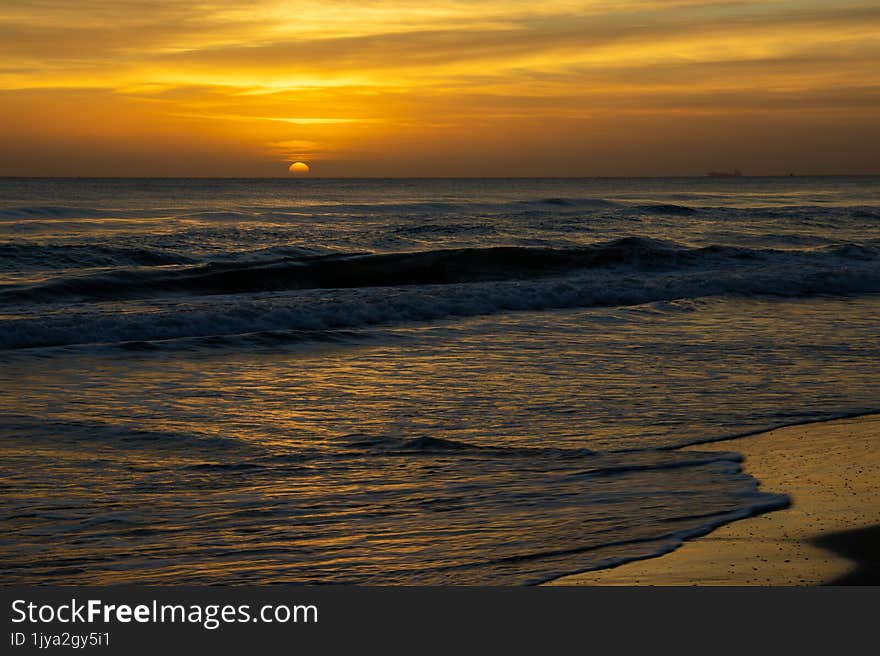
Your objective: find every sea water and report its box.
[1,177,878,584]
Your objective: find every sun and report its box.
[288,162,310,174]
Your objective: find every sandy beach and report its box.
[548,414,880,585]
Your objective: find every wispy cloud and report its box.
[1,1,878,175]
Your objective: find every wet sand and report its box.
[547,414,880,585]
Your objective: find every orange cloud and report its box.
[1,1,878,175]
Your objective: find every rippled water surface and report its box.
[1,177,878,583]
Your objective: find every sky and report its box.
[1,1,878,177]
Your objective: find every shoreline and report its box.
[547,413,880,585]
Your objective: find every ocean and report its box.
[1,176,878,584]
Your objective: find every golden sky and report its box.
[1,1,878,176]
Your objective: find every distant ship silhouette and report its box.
[706,169,743,177]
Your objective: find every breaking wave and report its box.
[3,237,877,305]
[1,235,878,350]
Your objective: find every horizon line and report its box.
[2,174,879,181]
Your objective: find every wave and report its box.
[516,197,621,208]
[0,243,196,270]
[336,432,754,474]
[393,222,498,237]
[1,239,879,350]
[0,414,253,453]
[0,411,751,483]
[0,206,117,221]
[2,237,877,306]
[210,245,329,262]
[0,197,679,225]
[635,203,697,215]
[0,237,808,302]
